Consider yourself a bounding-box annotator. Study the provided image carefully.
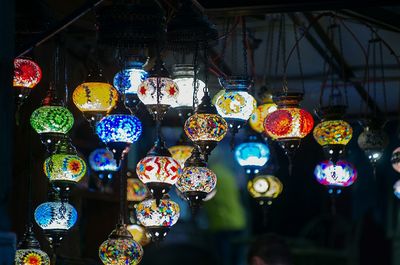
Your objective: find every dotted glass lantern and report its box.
[358,126,388,165]
[393,180,400,199]
[249,103,278,133]
[30,106,74,135]
[34,201,78,231]
[127,224,151,246]
[247,175,283,205]
[135,199,180,241]
[168,145,194,168]
[114,65,148,95]
[314,160,357,188]
[44,154,86,184]
[177,166,217,194]
[138,78,178,103]
[127,179,148,202]
[15,249,50,265]
[136,156,181,187]
[215,91,256,122]
[185,113,228,142]
[89,148,119,172]
[96,114,142,144]
[313,120,352,146]
[234,141,270,173]
[391,147,400,173]
[13,58,42,89]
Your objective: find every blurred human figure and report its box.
[248,234,293,265]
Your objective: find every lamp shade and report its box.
[249,103,277,133]
[358,127,388,164]
[234,142,270,168]
[73,82,118,114]
[136,156,181,186]
[96,114,142,144]
[247,175,283,202]
[314,160,357,187]
[137,77,179,106]
[215,90,256,121]
[15,249,50,265]
[184,113,228,142]
[168,145,194,168]
[136,199,180,227]
[127,178,149,202]
[44,154,86,183]
[114,66,148,95]
[34,202,77,231]
[89,148,119,172]
[176,166,217,194]
[391,147,400,173]
[13,58,42,89]
[127,224,151,246]
[313,120,352,146]
[394,180,400,199]
[30,106,74,135]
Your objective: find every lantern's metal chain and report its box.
[204,44,209,94]
[338,24,348,106]
[192,43,199,109]
[241,16,248,78]
[263,18,275,87]
[293,21,305,93]
[379,38,388,115]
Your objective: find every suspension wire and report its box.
[378,37,388,115]
[241,16,248,77]
[365,37,371,118]
[64,47,69,105]
[192,43,199,109]
[281,15,288,93]
[204,44,209,94]
[263,18,275,87]
[220,18,231,64]
[27,129,34,227]
[275,14,283,92]
[372,32,377,115]
[293,17,305,93]
[338,24,348,106]
[232,20,237,74]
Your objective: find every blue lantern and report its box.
[234,136,270,175]
[314,160,357,194]
[89,148,119,172]
[394,180,400,199]
[113,66,148,95]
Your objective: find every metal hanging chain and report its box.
[378,38,388,115]
[204,44,209,94]
[274,14,283,90]
[263,18,275,87]
[372,33,377,115]
[220,18,232,63]
[365,37,372,117]
[241,16,248,78]
[192,43,199,109]
[338,24,348,106]
[293,20,305,93]
[281,15,288,93]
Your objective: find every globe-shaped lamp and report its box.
[249,103,277,133]
[358,124,388,165]
[391,147,400,173]
[127,224,151,246]
[247,175,283,205]
[15,226,50,265]
[14,58,42,102]
[234,135,270,175]
[393,180,400,199]
[127,178,149,203]
[314,160,357,193]
[89,148,119,181]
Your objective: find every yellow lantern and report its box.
[247,175,283,205]
[249,103,277,133]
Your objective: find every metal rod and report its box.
[17,0,106,57]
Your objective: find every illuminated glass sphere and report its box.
[168,145,194,168]
[391,147,400,173]
[249,103,278,133]
[13,58,42,89]
[264,108,314,140]
[114,66,148,95]
[137,78,179,106]
[136,156,182,186]
[176,166,217,194]
[127,178,148,202]
[136,199,180,228]
[358,127,388,164]
[15,249,50,265]
[184,113,228,142]
[127,224,151,246]
[247,175,283,204]
[393,180,400,199]
[234,141,270,168]
[96,114,142,144]
[313,120,353,146]
[99,226,143,265]
[314,160,357,187]
[89,148,119,172]
[44,154,86,183]
[73,82,118,115]
[215,90,256,121]
[30,106,74,135]
[34,202,77,231]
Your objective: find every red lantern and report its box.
[13,58,42,89]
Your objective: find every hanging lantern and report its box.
[89,148,119,182]
[136,138,182,203]
[313,105,352,162]
[135,198,180,241]
[127,178,149,203]
[13,58,42,103]
[393,180,400,199]
[391,147,400,173]
[127,224,151,247]
[176,147,217,209]
[215,76,256,134]
[357,119,388,166]
[249,103,278,134]
[264,92,314,158]
[73,71,118,127]
[99,224,143,265]
[314,160,357,194]
[234,134,270,176]
[137,58,179,120]
[34,201,78,247]
[168,132,194,168]
[171,64,205,112]
[247,175,283,205]
[15,226,50,265]
[114,57,149,112]
[96,110,142,164]
[184,93,228,160]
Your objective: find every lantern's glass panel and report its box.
[73,82,118,113]
[314,160,357,187]
[137,77,179,106]
[392,147,400,173]
[99,238,143,265]
[127,179,148,202]
[247,175,283,199]
[215,91,256,121]
[13,58,42,88]
[30,106,74,135]
[176,166,217,193]
[358,128,388,150]
[114,68,148,95]
[44,154,86,183]
[264,108,314,139]
[168,145,194,168]
[89,148,119,172]
[34,202,77,230]
[313,120,352,146]
[96,114,142,144]
[394,180,400,199]
[184,113,228,142]
[234,142,270,167]
[136,199,180,227]
[171,78,205,108]
[136,156,182,185]
[249,103,277,133]
[127,224,151,246]
[15,249,50,265]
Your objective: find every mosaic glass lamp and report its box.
[234,134,270,176]
[393,180,400,199]
[34,201,78,247]
[99,224,143,265]
[357,119,388,166]
[391,147,400,173]
[135,198,180,241]
[264,92,314,159]
[176,147,217,209]
[136,137,182,204]
[313,105,352,162]
[168,132,194,168]
[13,58,42,103]
[73,70,118,127]
[127,178,149,203]
[89,148,119,184]
[127,224,151,246]
[137,57,179,121]
[184,92,228,160]
[314,160,357,194]
[249,102,277,134]
[215,76,256,134]
[247,175,283,205]
[15,226,50,265]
